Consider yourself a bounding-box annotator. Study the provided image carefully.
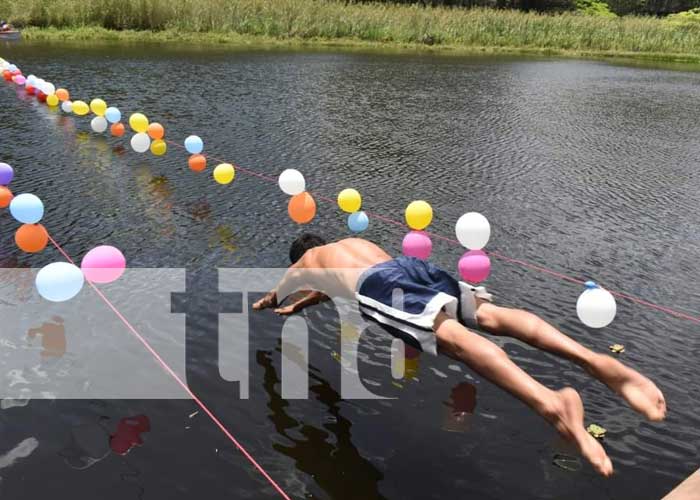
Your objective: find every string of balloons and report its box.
[1,56,616,329]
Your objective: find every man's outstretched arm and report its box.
[252,249,320,311]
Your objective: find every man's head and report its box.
[289,233,326,264]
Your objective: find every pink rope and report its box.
[46,234,293,500]
[165,139,700,325]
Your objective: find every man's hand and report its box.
[273,305,297,316]
[252,291,277,311]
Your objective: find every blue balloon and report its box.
[348,211,369,233]
[105,107,122,124]
[35,262,85,302]
[7,64,17,72]
[184,135,204,154]
[9,193,44,224]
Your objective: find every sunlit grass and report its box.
[3,0,700,58]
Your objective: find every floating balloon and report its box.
[0,186,13,208]
[577,281,617,328]
[213,163,235,185]
[405,200,433,230]
[36,91,47,103]
[25,84,36,95]
[72,100,90,116]
[26,75,37,87]
[458,250,491,283]
[15,223,49,253]
[9,193,44,224]
[1,70,11,82]
[184,135,203,154]
[0,162,13,185]
[110,122,125,137]
[338,188,362,213]
[35,262,85,302]
[150,139,167,156]
[402,230,432,260]
[456,212,491,250]
[90,98,107,116]
[278,169,305,195]
[81,245,126,284]
[188,154,206,172]
[348,211,369,233]
[147,122,164,140]
[105,106,121,124]
[61,100,73,113]
[128,113,149,133]
[46,94,59,107]
[288,191,316,224]
[7,64,17,72]
[13,74,25,85]
[42,82,56,96]
[55,88,69,101]
[90,116,108,133]
[130,133,151,153]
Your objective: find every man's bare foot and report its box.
[587,354,666,422]
[546,388,614,477]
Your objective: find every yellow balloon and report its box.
[46,94,59,107]
[213,163,235,185]
[150,139,167,156]
[129,113,149,133]
[72,100,90,116]
[337,188,362,213]
[405,200,433,230]
[89,98,107,116]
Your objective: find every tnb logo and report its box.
[0,267,412,401]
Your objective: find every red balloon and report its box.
[25,84,36,95]
[15,224,49,253]
[0,186,13,208]
[2,70,12,81]
[36,91,47,103]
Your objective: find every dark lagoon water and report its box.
[1,42,699,499]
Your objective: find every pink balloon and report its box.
[458,250,491,283]
[81,245,126,284]
[13,75,26,85]
[402,230,432,260]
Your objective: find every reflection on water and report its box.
[28,316,66,359]
[442,381,477,434]
[257,346,385,500]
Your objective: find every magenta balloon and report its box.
[458,250,491,283]
[402,230,432,260]
[81,245,126,284]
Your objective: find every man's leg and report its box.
[475,303,666,421]
[433,312,613,476]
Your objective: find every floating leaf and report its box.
[609,344,625,354]
[552,453,582,472]
[586,423,607,439]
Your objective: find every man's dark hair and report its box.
[289,233,326,264]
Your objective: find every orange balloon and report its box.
[288,191,317,224]
[147,122,164,140]
[0,186,13,208]
[188,154,207,172]
[55,88,70,101]
[15,224,49,253]
[111,122,125,137]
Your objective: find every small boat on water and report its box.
[0,30,21,41]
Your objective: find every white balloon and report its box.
[90,116,108,133]
[577,283,616,328]
[35,262,85,302]
[26,74,37,86]
[61,100,73,113]
[455,212,491,250]
[130,133,151,153]
[43,82,56,95]
[278,169,306,195]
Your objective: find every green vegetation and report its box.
[574,0,617,17]
[3,0,700,62]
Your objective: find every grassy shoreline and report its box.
[14,26,700,65]
[4,0,700,65]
